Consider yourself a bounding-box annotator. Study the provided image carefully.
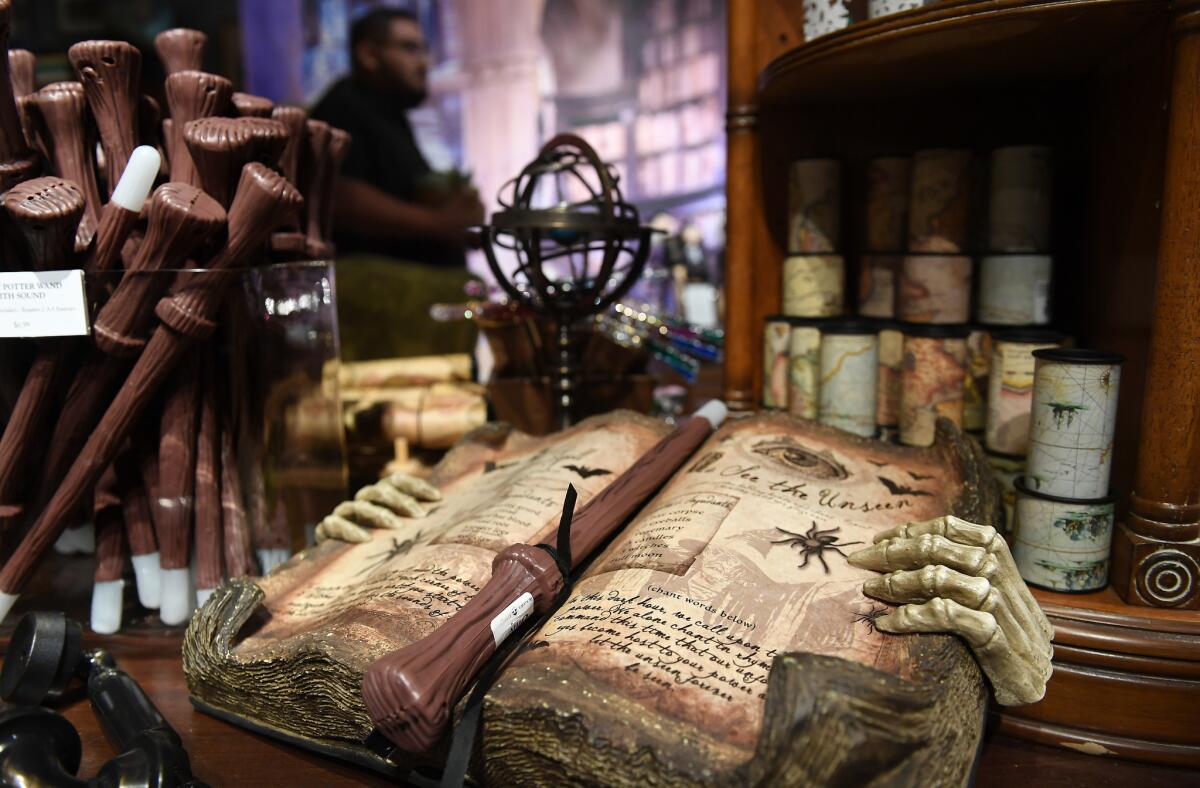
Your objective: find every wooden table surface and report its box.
[15,630,1189,787]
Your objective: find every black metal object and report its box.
[0,609,84,705]
[0,611,207,787]
[479,134,654,429]
[0,706,84,787]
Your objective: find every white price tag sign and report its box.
[490,592,534,647]
[0,270,90,337]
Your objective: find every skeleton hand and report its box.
[847,515,1053,706]
[314,473,441,544]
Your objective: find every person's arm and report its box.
[333,177,483,245]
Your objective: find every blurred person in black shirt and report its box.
[311,9,482,267]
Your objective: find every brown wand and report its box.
[0,162,302,622]
[8,48,33,98]
[0,0,38,190]
[269,105,309,258]
[0,178,85,525]
[91,464,126,634]
[193,358,223,606]
[156,353,202,625]
[163,70,232,187]
[232,92,273,118]
[117,447,161,610]
[0,150,157,540]
[184,116,289,208]
[310,126,350,259]
[68,40,140,196]
[298,119,331,257]
[31,82,104,250]
[154,28,206,75]
[219,418,255,579]
[362,401,728,754]
[32,174,222,525]
[155,117,290,619]
[8,49,36,152]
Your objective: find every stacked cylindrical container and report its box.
[977,146,1056,534]
[788,317,823,420]
[892,149,974,447]
[784,159,844,319]
[803,0,861,40]
[874,322,904,441]
[766,144,1073,478]
[983,330,1064,533]
[867,0,928,17]
[762,159,848,421]
[762,316,792,410]
[979,146,1054,326]
[1013,349,1124,592]
[818,322,879,437]
[899,324,969,447]
[858,156,909,320]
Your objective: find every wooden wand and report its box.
[0,163,302,622]
[362,400,727,754]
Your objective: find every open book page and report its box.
[490,414,970,772]
[225,410,670,673]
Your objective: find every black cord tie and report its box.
[437,484,578,788]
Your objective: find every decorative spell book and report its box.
[184,411,1000,786]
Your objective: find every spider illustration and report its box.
[356,534,421,576]
[852,604,890,634]
[771,522,862,574]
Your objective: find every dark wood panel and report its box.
[1035,586,1200,633]
[759,0,1165,104]
[1012,662,1200,746]
[994,714,1200,774]
[1051,644,1200,680]
[1049,616,1200,661]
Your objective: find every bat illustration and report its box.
[907,470,934,480]
[356,534,421,576]
[877,476,934,497]
[564,464,611,479]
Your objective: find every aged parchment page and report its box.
[185,412,670,741]
[484,414,995,786]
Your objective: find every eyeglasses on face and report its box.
[379,39,428,55]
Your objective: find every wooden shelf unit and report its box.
[723,0,1200,766]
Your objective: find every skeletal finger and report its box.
[877,598,1046,705]
[315,515,371,544]
[865,566,1051,670]
[356,483,426,517]
[878,596,996,646]
[986,561,1054,644]
[871,516,1052,642]
[981,539,1054,643]
[976,583,1054,669]
[334,500,409,531]
[863,565,990,608]
[848,534,991,576]
[953,528,1053,643]
[384,473,441,502]
[872,515,999,548]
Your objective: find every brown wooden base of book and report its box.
[998,585,1200,768]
